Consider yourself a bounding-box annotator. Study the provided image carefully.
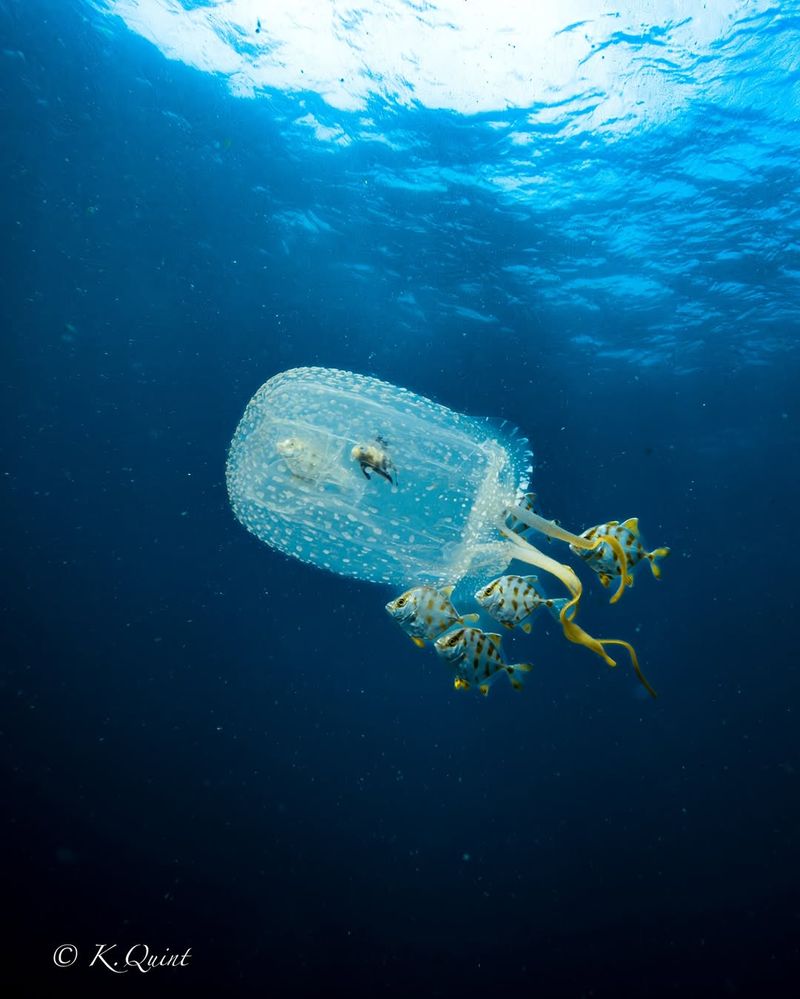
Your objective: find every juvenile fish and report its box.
[434,626,532,696]
[352,434,397,486]
[275,435,349,488]
[474,574,568,633]
[276,436,327,481]
[569,518,670,589]
[385,584,478,648]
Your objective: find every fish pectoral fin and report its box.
[486,633,503,645]
[411,636,426,649]
[454,678,470,691]
[478,684,490,696]
[459,613,479,624]
[520,622,532,634]
[501,621,514,630]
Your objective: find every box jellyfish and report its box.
[226,367,661,697]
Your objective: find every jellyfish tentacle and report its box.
[557,599,657,698]
[499,527,582,599]
[501,527,656,698]
[594,532,633,604]
[505,503,596,550]
[557,593,616,666]
[601,639,658,699]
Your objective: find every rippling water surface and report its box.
[87,0,800,371]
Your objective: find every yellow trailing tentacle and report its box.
[504,504,597,550]
[502,526,654,697]
[500,527,582,599]
[557,600,657,698]
[602,639,658,699]
[593,532,633,604]
[558,592,616,666]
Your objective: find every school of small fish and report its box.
[385,520,668,699]
[374,454,668,698]
[278,432,669,699]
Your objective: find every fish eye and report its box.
[486,583,497,594]
[397,597,407,607]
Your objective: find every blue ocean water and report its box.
[2,0,799,994]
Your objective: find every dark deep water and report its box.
[2,0,800,995]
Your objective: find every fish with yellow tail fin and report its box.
[434,626,532,696]
[569,518,670,591]
[385,585,478,648]
[474,574,569,633]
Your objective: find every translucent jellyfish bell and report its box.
[226,366,533,588]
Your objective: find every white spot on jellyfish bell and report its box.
[225,367,532,588]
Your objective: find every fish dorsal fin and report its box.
[522,575,539,585]
[622,517,639,534]
[440,584,455,598]
[486,633,503,645]
[607,520,620,527]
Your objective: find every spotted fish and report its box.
[434,626,532,696]
[385,585,478,648]
[474,574,569,633]
[569,518,670,589]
